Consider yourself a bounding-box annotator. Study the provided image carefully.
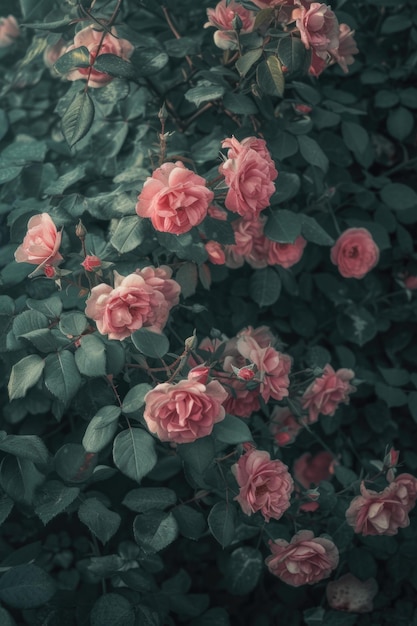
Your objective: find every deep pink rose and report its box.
[232,449,293,522]
[221,378,260,418]
[267,236,307,268]
[266,530,339,587]
[81,255,101,272]
[332,24,359,73]
[0,15,20,48]
[326,574,378,613]
[220,137,278,219]
[330,228,379,279]
[15,214,63,272]
[293,451,334,489]
[136,161,214,234]
[143,378,228,443]
[270,407,303,446]
[85,269,179,340]
[293,3,339,57]
[345,480,414,536]
[65,25,134,88]
[308,50,328,76]
[237,336,291,402]
[205,0,255,50]
[301,364,356,424]
[205,241,226,265]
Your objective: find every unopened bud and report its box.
[76,220,87,239]
[188,366,210,384]
[231,364,256,381]
[43,265,56,278]
[81,255,101,272]
[184,330,197,352]
[158,103,168,120]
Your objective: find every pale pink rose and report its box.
[136,161,214,234]
[64,25,134,88]
[205,0,255,50]
[266,530,339,587]
[326,574,378,613]
[0,15,20,48]
[220,137,278,219]
[270,407,303,446]
[237,336,291,402]
[14,214,63,272]
[332,24,358,73]
[136,265,181,312]
[205,241,226,265]
[330,228,379,279]
[85,270,177,340]
[267,236,307,268]
[143,378,228,443]
[293,3,339,57]
[293,451,334,489]
[345,481,413,536]
[232,449,294,522]
[225,216,267,269]
[301,365,356,424]
[393,473,417,511]
[81,255,101,272]
[188,365,210,384]
[237,325,276,349]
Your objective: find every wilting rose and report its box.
[205,0,255,50]
[301,364,356,424]
[136,161,214,234]
[330,228,379,279]
[270,407,303,446]
[294,451,334,489]
[391,473,417,511]
[232,449,293,522]
[14,214,63,272]
[64,25,134,88]
[293,3,339,56]
[85,269,179,340]
[326,574,378,613]
[0,15,20,48]
[205,241,226,265]
[81,255,101,272]
[220,137,278,219]
[266,530,339,587]
[143,377,228,443]
[267,236,307,268]
[332,23,359,73]
[345,480,415,536]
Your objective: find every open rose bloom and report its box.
[85,266,180,340]
[326,573,378,613]
[330,227,380,279]
[301,364,356,424]
[266,530,339,586]
[14,213,63,275]
[293,451,334,489]
[143,375,228,443]
[64,25,134,88]
[136,161,214,234]
[0,15,20,48]
[232,449,294,521]
[205,0,255,50]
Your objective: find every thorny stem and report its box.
[161,6,193,69]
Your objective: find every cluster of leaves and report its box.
[0,0,417,624]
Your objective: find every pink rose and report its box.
[332,24,359,73]
[0,15,20,48]
[225,216,268,269]
[326,574,378,613]
[205,241,226,265]
[293,3,339,57]
[345,480,414,536]
[403,274,417,290]
[143,378,228,443]
[293,451,334,489]
[237,336,291,402]
[15,214,63,273]
[205,0,255,50]
[301,364,356,424]
[270,407,302,446]
[330,228,379,279]
[136,265,181,311]
[221,378,260,418]
[267,236,307,268]
[65,25,134,88]
[136,161,214,234]
[392,473,417,511]
[251,0,291,8]
[220,137,278,219]
[266,530,339,587]
[232,449,293,522]
[237,325,276,349]
[308,51,328,77]
[85,269,179,340]
[81,255,101,272]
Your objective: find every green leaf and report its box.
[44,351,82,406]
[0,492,13,526]
[381,14,412,34]
[408,391,417,423]
[78,498,121,544]
[225,547,263,595]
[223,92,257,115]
[54,46,90,75]
[387,106,413,141]
[301,215,334,245]
[75,334,107,377]
[341,121,369,157]
[380,183,417,210]
[271,172,301,204]
[45,164,86,195]
[249,268,281,306]
[208,501,236,548]
[27,295,62,318]
[93,53,136,79]
[131,48,168,77]
[379,367,409,387]
[0,456,44,505]
[13,310,49,337]
[297,135,329,172]
[164,36,200,58]
[122,488,177,513]
[276,37,309,75]
[34,480,80,525]
[113,428,157,483]
[190,608,230,626]
[375,383,408,408]
[90,594,135,626]
[334,465,358,487]
[122,383,152,415]
[59,311,88,336]
[178,437,215,484]
[131,329,170,358]
[185,83,225,108]
[0,565,56,609]
[61,91,95,149]
[54,443,97,483]
[173,505,207,540]
[213,415,253,444]
[110,216,148,253]
[256,56,284,97]
[265,209,302,243]
[133,510,179,553]
[82,406,121,453]
[0,606,15,626]
[175,263,198,299]
[2,139,47,165]
[8,355,44,401]
[0,434,48,465]
[235,48,263,77]
[0,110,9,143]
